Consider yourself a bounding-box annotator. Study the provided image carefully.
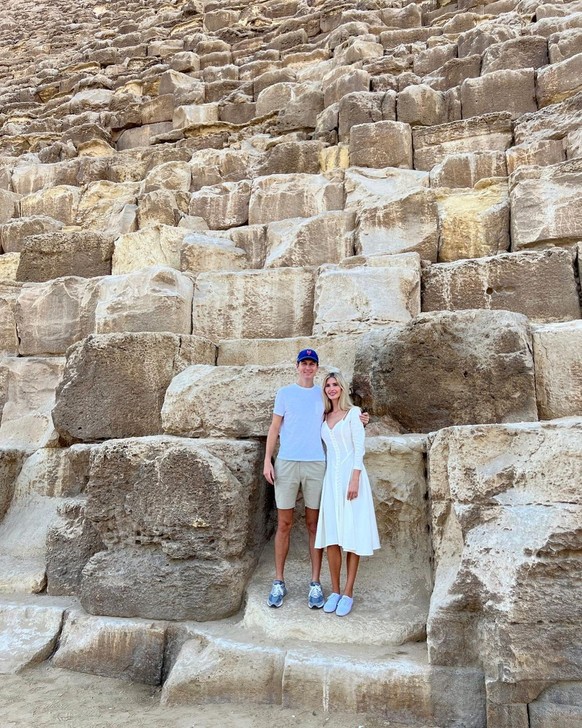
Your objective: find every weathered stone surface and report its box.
[0,600,66,673]
[173,103,219,129]
[16,231,114,282]
[264,211,354,268]
[112,225,185,274]
[323,67,370,107]
[533,320,582,419]
[352,310,537,432]
[258,141,323,176]
[79,436,268,620]
[427,418,582,687]
[349,121,412,169]
[481,35,549,74]
[397,84,447,126]
[19,185,82,225]
[510,159,582,249]
[314,254,421,335]
[461,69,537,118]
[413,113,513,171]
[536,52,582,107]
[506,138,566,174]
[189,181,251,230]
[423,249,580,324]
[429,152,507,188]
[436,182,510,261]
[338,91,395,141]
[248,173,344,225]
[181,232,248,274]
[77,181,138,234]
[53,333,216,443]
[52,610,166,684]
[0,216,64,254]
[193,268,314,340]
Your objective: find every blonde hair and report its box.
[322,371,354,414]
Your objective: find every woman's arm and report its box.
[347,408,366,500]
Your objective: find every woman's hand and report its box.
[359,411,370,427]
[347,472,360,500]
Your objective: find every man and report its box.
[263,349,368,609]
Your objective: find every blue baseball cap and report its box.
[297,348,319,364]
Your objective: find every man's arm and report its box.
[263,414,283,484]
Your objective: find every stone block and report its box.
[19,185,82,225]
[0,216,64,254]
[352,310,537,432]
[457,19,522,58]
[536,52,582,107]
[338,91,395,141]
[158,70,204,104]
[112,225,185,274]
[215,224,268,269]
[430,152,507,188]
[193,268,315,340]
[0,189,17,224]
[481,35,548,73]
[258,141,324,176]
[181,233,248,274]
[117,123,173,151]
[323,67,370,108]
[533,320,582,419]
[52,610,166,684]
[248,174,344,225]
[510,159,582,249]
[190,148,252,191]
[0,296,18,355]
[189,181,251,230]
[52,333,215,443]
[427,55,482,92]
[265,211,354,268]
[436,181,510,261]
[461,69,537,119]
[413,113,513,171]
[397,84,447,126]
[349,121,412,169]
[423,249,580,323]
[77,181,138,234]
[506,139,566,174]
[413,44,457,77]
[143,161,192,193]
[548,28,582,63]
[313,254,421,335]
[173,103,220,129]
[277,85,324,131]
[16,231,114,282]
[0,600,66,673]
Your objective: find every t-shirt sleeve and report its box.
[273,388,285,417]
[349,407,365,470]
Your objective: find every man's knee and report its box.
[276,509,294,535]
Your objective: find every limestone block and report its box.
[69,89,114,113]
[0,216,64,254]
[52,610,166,684]
[425,55,482,92]
[173,103,219,129]
[143,161,192,193]
[0,297,18,355]
[352,310,537,432]
[258,141,324,176]
[423,249,580,323]
[345,167,430,208]
[413,113,513,171]
[481,35,549,73]
[430,152,507,188]
[349,121,412,169]
[46,499,104,596]
[397,84,447,126]
[189,181,251,230]
[461,69,537,119]
[335,38,384,66]
[112,225,185,274]
[0,253,19,280]
[277,85,324,131]
[533,320,582,419]
[323,67,370,107]
[190,148,253,191]
[181,233,248,274]
[162,632,285,705]
[140,96,176,126]
[338,91,392,141]
[413,44,457,77]
[215,224,268,269]
[158,70,204,104]
[248,174,344,225]
[117,123,173,151]
[537,52,582,107]
[137,188,183,229]
[16,231,114,282]
[510,159,582,249]
[0,357,65,451]
[265,211,354,268]
[77,181,138,234]
[148,39,184,58]
[79,436,268,620]
[436,182,510,261]
[52,333,215,443]
[95,267,193,335]
[506,139,566,174]
[427,418,582,681]
[457,18,522,58]
[0,189,17,224]
[0,601,66,673]
[313,254,421,335]
[193,268,314,340]
[19,185,82,225]
[548,28,582,63]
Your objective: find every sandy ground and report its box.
[0,665,407,728]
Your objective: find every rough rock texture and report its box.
[533,321,582,419]
[352,311,537,432]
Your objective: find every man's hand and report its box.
[347,473,360,500]
[263,461,275,485]
[359,410,370,427]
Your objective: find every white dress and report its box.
[315,407,380,557]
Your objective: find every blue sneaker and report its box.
[323,592,341,613]
[336,595,353,617]
[267,580,287,608]
[308,581,324,609]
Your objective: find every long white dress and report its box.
[315,406,380,557]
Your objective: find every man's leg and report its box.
[305,507,323,583]
[274,508,294,581]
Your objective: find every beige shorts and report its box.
[274,459,325,510]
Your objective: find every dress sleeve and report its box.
[349,407,365,470]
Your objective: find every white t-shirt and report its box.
[273,383,325,462]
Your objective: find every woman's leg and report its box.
[343,551,360,597]
[327,544,342,594]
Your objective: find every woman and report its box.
[315,371,380,616]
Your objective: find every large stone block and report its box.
[112,225,185,274]
[481,35,548,74]
[264,211,354,268]
[413,113,513,171]
[510,159,582,249]
[461,69,537,119]
[79,436,268,620]
[52,333,216,443]
[349,121,413,169]
[19,185,82,225]
[352,310,537,432]
[337,91,395,141]
[76,181,138,234]
[248,173,344,225]
[429,152,507,188]
[313,254,421,335]
[193,268,315,340]
[323,67,370,107]
[0,600,66,673]
[16,231,114,282]
[436,182,510,261]
[52,610,166,684]
[181,232,248,274]
[188,181,251,230]
[0,216,64,254]
[533,320,582,419]
[536,52,582,107]
[397,84,447,126]
[423,249,580,324]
